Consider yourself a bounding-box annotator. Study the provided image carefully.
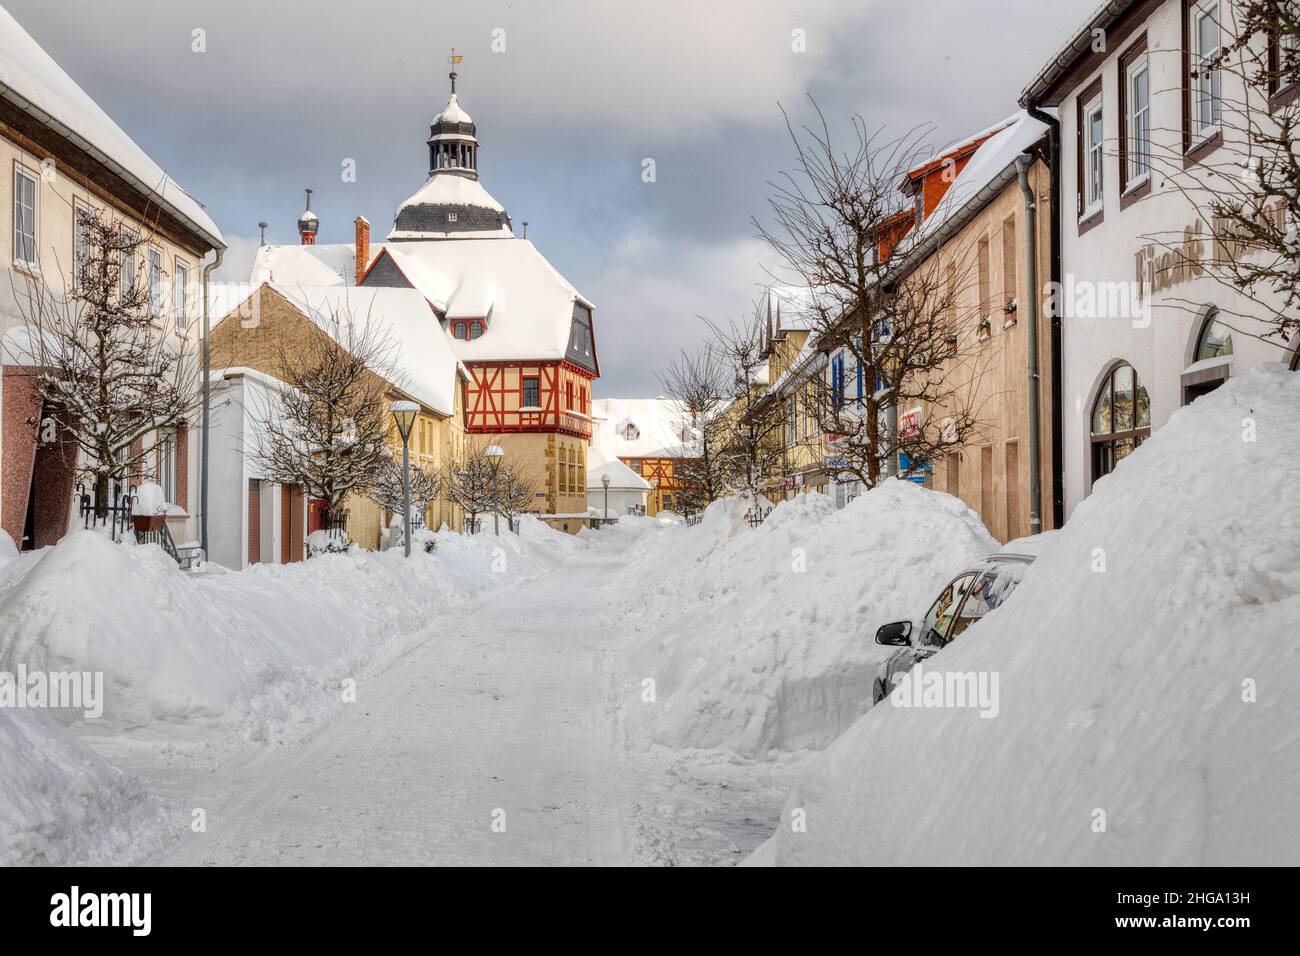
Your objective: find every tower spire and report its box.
[448,47,462,95]
[297,187,318,245]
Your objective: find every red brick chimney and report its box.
[354,216,370,284]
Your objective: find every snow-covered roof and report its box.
[591,397,695,459]
[766,336,824,398]
[246,283,466,417]
[374,239,593,365]
[0,7,222,249]
[434,93,473,127]
[387,175,512,241]
[768,285,816,333]
[908,112,1047,248]
[250,243,369,288]
[586,450,651,492]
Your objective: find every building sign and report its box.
[1134,202,1286,301]
[899,406,923,439]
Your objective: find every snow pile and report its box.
[753,365,1300,865]
[0,707,163,866]
[616,485,996,755]
[0,521,573,743]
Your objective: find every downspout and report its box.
[200,246,224,559]
[1015,154,1043,536]
[1025,101,1064,529]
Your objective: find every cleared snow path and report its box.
[113,550,634,866]
[81,532,784,867]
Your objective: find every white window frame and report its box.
[1192,0,1222,142]
[174,256,190,332]
[121,228,138,302]
[73,198,93,291]
[13,163,38,269]
[158,427,177,505]
[147,245,163,314]
[1125,55,1151,189]
[1082,94,1105,219]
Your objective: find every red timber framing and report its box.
[464,359,594,439]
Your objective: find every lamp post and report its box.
[485,444,504,535]
[390,401,419,556]
[601,472,610,524]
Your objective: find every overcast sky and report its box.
[7,0,1097,397]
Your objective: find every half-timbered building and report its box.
[250,64,600,530]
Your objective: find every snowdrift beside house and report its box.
[0,518,574,743]
[752,364,1300,866]
[615,485,996,756]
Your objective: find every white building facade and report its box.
[1021,0,1299,519]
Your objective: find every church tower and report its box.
[389,52,513,240]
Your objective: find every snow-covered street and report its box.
[60,533,790,867]
[130,550,632,865]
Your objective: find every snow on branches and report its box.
[9,205,196,513]
[251,305,396,515]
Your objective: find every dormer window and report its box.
[622,422,640,441]
[447,212,458,223]
[451,319,485,341]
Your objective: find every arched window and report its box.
[468,320,484,341]
[1195,311,1233,360]
[1184,310,1233,404]
[1091,361,1150,482]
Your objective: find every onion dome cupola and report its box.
[297,188,319,245]
[389,51,513,241]
[428,54,478,180]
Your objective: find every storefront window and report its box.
[1091,362,1151,483]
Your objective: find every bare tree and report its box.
[657,345,729,514]
[445,441,499,533]
[711,307,787,500]
[754,102,990,488]
[494,461,543,530]
[252,305,395,519]
[10,205,195,516]
[369,449,442,527]
[1134,2,1299,353]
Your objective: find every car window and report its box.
[948,570,1003,641]
[921,572,977,646]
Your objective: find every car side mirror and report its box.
[875,621,912,646]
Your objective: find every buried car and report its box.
[870,537,1052,705]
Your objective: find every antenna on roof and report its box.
[258,221,268,246]
[448,48,463,94]
[521,221,528,239]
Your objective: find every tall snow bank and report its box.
[0,522,572,743]
[617,485,996,755]
[755,365,1300,865]
[0,707,163,865]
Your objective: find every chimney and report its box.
[354,216,370,285]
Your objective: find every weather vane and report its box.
[448,47,463,94]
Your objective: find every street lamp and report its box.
[390,401,419,556]
[601,472,610,524]
[484,444,504,535]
